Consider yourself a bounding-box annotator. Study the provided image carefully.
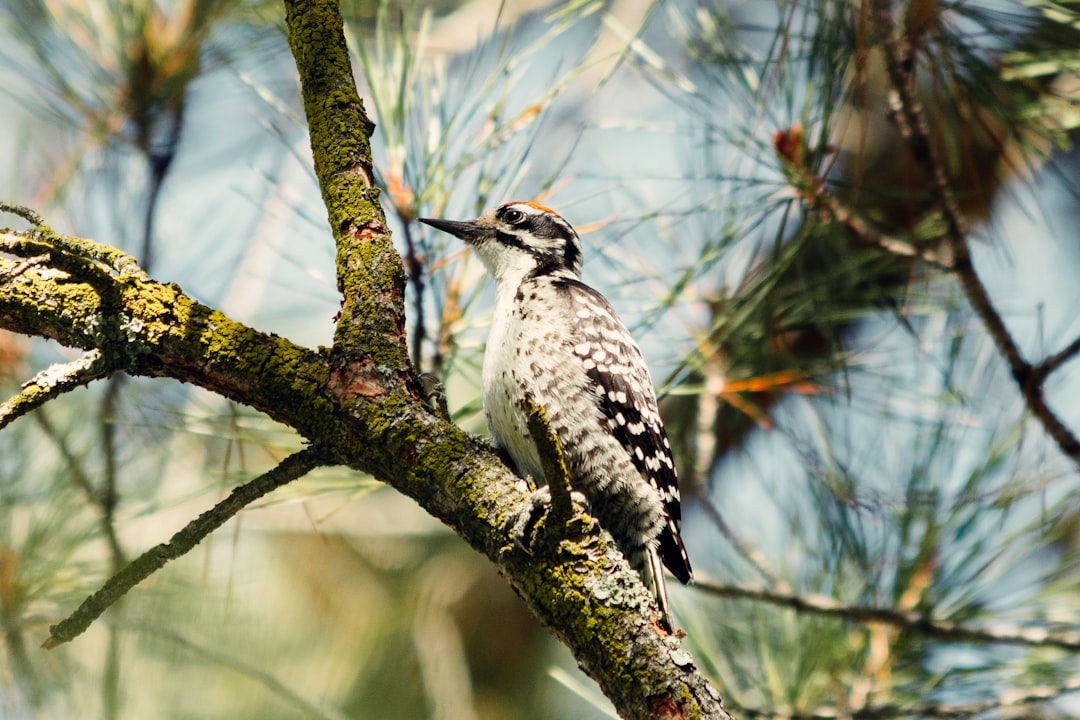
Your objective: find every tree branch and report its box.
[280,1,729,715]
[869,0,1080,466]
[0,349,112,430]
[774,141,952,270]
[282,0,408,366]
[521,390,574,523]
[0,212,726,716]
[1,202,147,279]
[44,446,329,648]
[732,673,1080,719]
[695,578,1080,651]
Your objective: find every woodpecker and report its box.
[420,201,692,630]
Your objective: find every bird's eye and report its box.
[503,208,525,224]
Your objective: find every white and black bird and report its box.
[421,201,692,630]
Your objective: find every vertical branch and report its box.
[283,0,411,374]
[99,377,125,720]
[98,380,126,570]
[139,105,184,276]
[521,393,573,523]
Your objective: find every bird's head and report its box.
[420,201,582,281]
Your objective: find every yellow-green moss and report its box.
[333,235,408,364]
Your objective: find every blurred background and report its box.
[1,0,1080,717]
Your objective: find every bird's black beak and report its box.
[418,217,486,242]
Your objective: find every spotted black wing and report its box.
[556,278,692,584]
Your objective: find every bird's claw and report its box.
[507,486,588,554]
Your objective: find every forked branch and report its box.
[869,0,1080,466]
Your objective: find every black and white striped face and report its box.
[420,201,583,280]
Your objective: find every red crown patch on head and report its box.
[519,200,557,215]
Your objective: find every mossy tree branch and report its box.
[0,0,732,715]
[283,1,727,713]
[521,391,574,524]
[0,349,111,430]
[283,0,409,368]
[43,446,331,649]
[0,245,727,715]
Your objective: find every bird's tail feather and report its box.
[645,546,675,632]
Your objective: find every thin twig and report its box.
[869,0,1080,466]
[783,158,953,270]
[0,350,112,431]
[730,674,1080,719]
[1037,333,1080,379]
[0,201,44,226]
[43,446,329,648]
[690,489,785,588]
[99,375,127,570]
[521,391,573,524]
[694,577,1080,651]
[1,207,147,279]
[45,232,148,279]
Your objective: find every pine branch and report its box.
[521,391,574,523]
[694,578,1080,651]
[869,0,1080,466]
[0,234,728,716]
[1,202,148,279]
[776,142,952,270]
[730,673,1080,718]
[282,0,408,366]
